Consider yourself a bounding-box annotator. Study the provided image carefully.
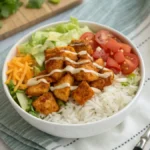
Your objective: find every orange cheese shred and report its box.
[14,62,28,91]
[5,54,34,91]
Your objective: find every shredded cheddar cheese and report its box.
[6,54,34,91]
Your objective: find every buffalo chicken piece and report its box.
[90,78,106,90]
[90,71,114,90]
[45,59,64,81]
[37,70,56,83]
[33,92,59,115]
[74,63,99,82]
[94,58,104,68]
[45,46,77,61]
[45,46,78,81]
[53,73,74,102]
[65,58,91,68]
[26,82,50,97]
[72,81,94,105]
[70,40,93,56]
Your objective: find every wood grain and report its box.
[0,0,82,40]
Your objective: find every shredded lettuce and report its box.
[26,99,39,117]
[57,99,66,107]
[121,71,141,86]
[18,17,91,67]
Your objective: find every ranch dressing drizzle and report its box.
[27,66,111,86]
[60,50,77,55]
[50,84,101,93]
[60,49,94,61]
[27,78,48,86]
[78,51,93,61]
[93,63,109,71]
[65,57,90,64]
[45,50,93,64]
[45,56,90,65]
[50,83,70,91]
[45,57,64,64]
[42,66,110,78]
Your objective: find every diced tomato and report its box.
[121,59,135,75]
[80,32,98,51]
[124,53,139,68]
[121,53,139,75]
[93,48,109,61]
[95,30,114,48]
[90,40,99,51]
[106,57,120,70]
[119,43,131,53]
[80,32,95,41]
[105,38,120,54]
[114,51,125,64]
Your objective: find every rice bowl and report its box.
[2,19,145,138]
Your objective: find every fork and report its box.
[133,126,150,150]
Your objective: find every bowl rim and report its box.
[2,20,145,127]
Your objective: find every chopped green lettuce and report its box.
[57,99,66,107]
[26,99,39,117]
[16,92,29,110]
[121,72,140,86]
[18,17,91,67]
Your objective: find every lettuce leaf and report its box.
[121,72,140,86]
[18,17,91,67]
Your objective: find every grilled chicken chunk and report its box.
[72,81,94,105]
[53,73,74,102]
[33,92,59,115]
[26,82,50,97]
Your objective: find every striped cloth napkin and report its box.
[0,0,150,150]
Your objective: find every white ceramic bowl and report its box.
[2,21,145,138]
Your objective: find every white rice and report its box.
[40,69,140,124]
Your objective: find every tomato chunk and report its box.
[119,43,131,53]
[80,32,98,51]
[93,48,109,61]
[80,32,94,41]
[95,30,114,49]
[106,57,120,70]
[105,38,120,54]
[121,53,139,74]
[90,40,99,51]
[114,51,125,64]
[121,59,135,75]
[124,53,139,68]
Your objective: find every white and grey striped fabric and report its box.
[0,0,150,150]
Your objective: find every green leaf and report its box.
[28,111,39,117]
[0,21,3,28]
[57,99,65,107]
[49,0,60,4]
[127,73,136,80]
[27,0,44,9]
[1,5,10,18]
[121,82,129,86]
[0,0,22,19]
[8,80,15,90]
